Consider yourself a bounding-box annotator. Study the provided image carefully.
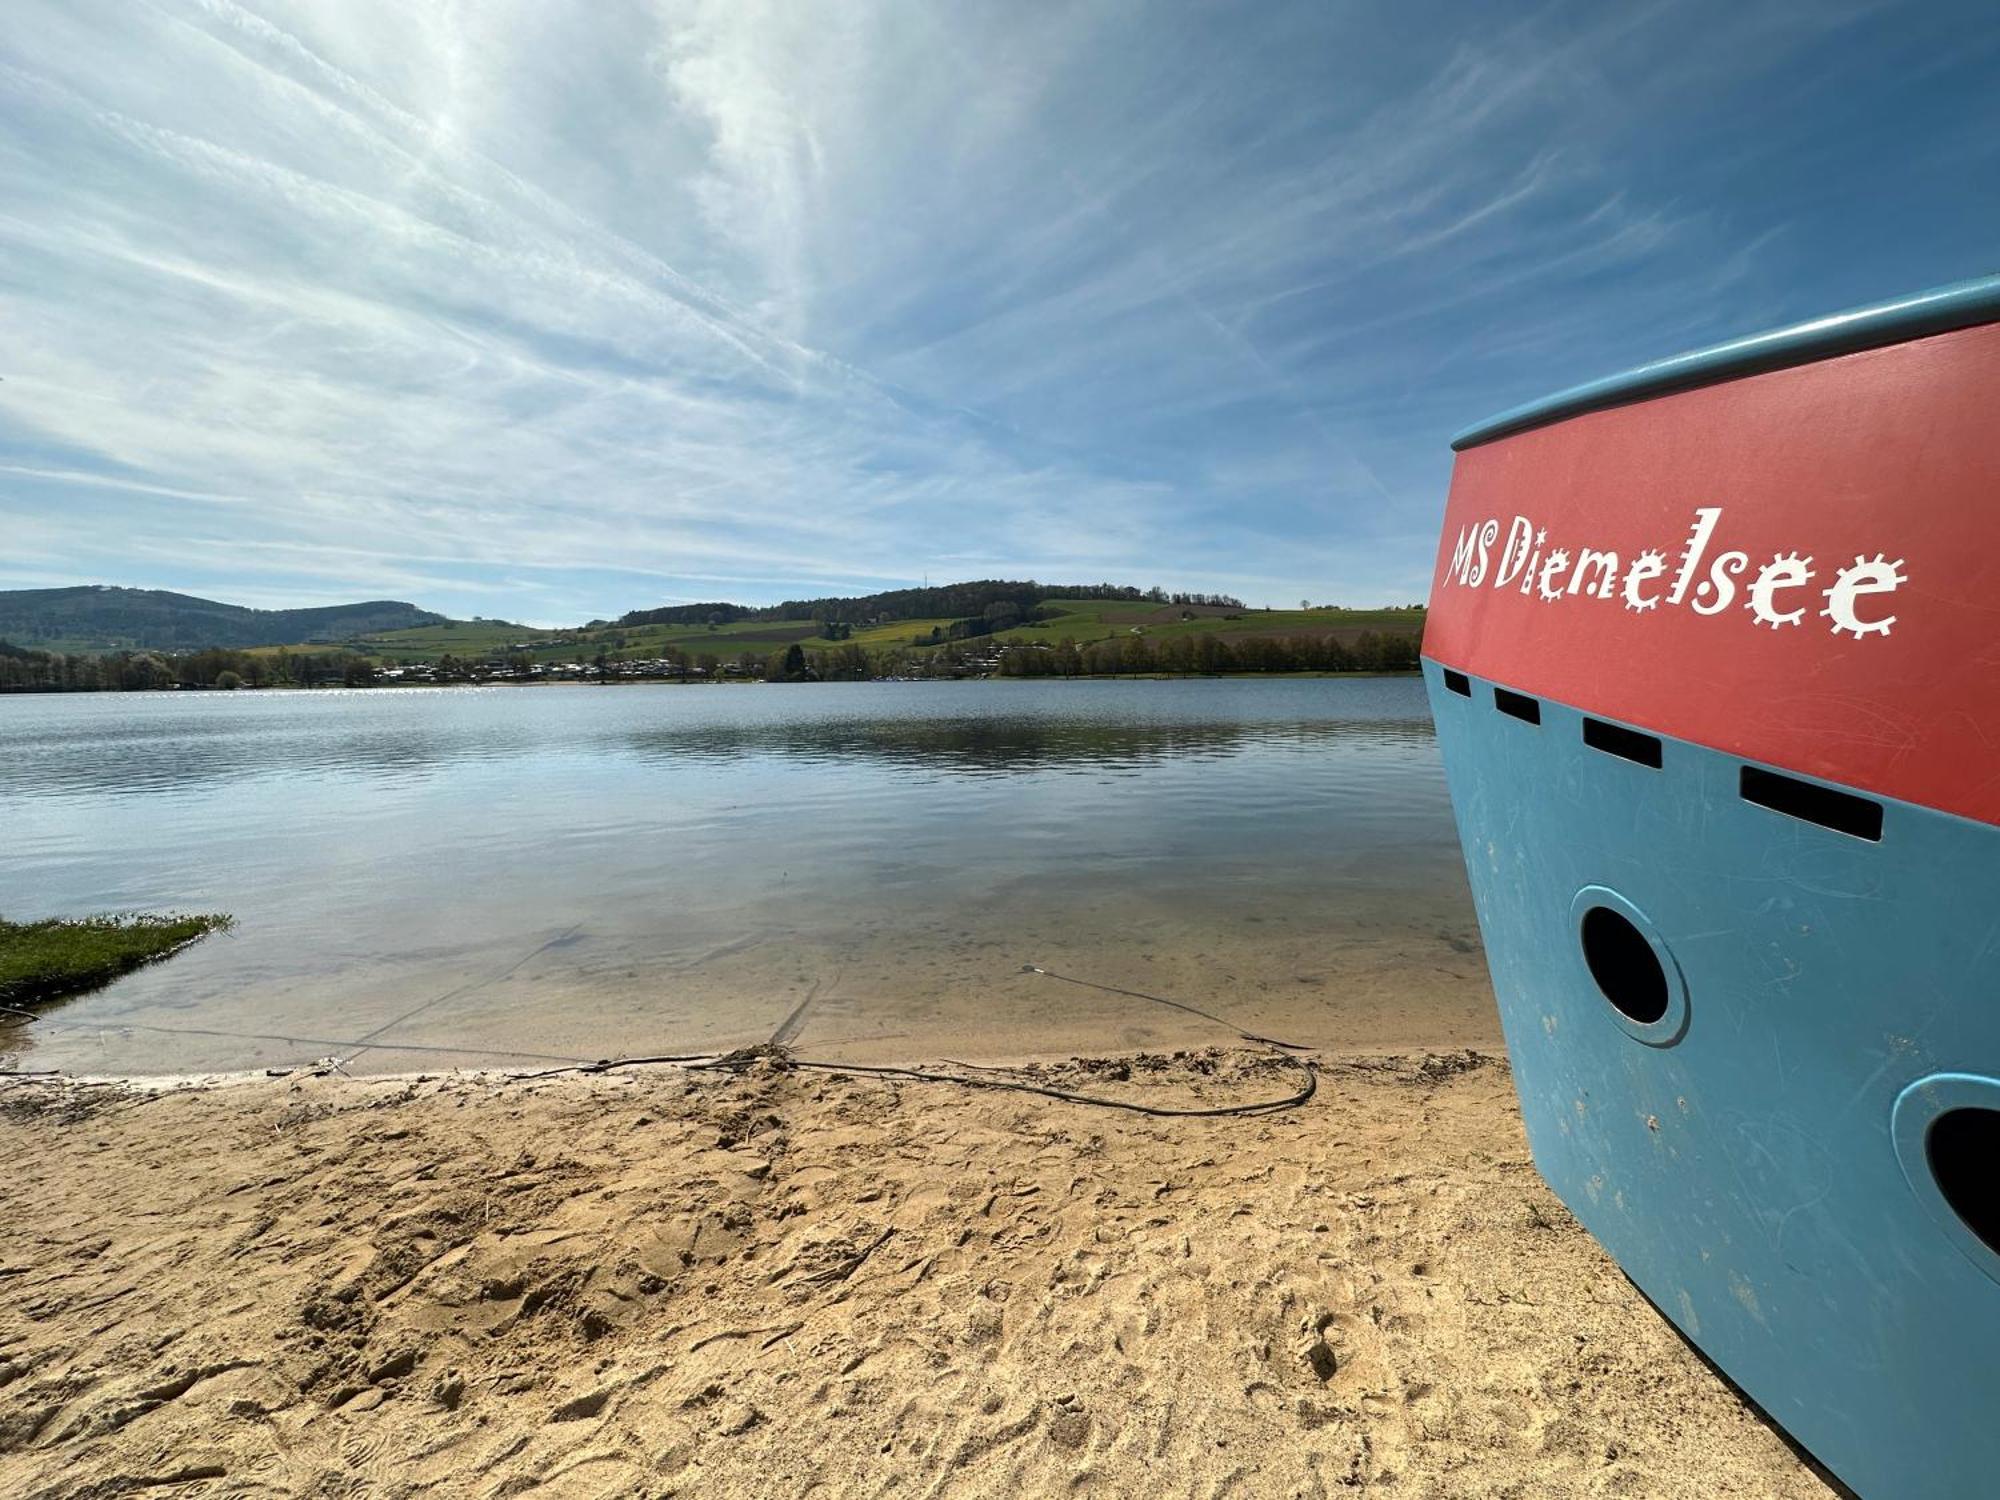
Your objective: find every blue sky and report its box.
[2,1,1996,625]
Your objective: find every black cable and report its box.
[1019,963,1313,1051]
[9,959,1321,1118]
[510,1043,1317,1118]
[404,958,1330,1116]
[774,1053,1316,1118]
[510,1051,720,1081]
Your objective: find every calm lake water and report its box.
[1,679,1492,1077]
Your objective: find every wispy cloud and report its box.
[1,0,1993,621]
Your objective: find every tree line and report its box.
[0,642,376,691]
[2,627,1423,691]
[988,631,1420,677]
[617,579,1247,630]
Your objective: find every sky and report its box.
[2,1,1997,625]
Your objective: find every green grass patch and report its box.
[987,601,1425,649]
[0,913,232,1010]
[351,614,970,665]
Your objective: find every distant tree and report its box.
[768,642,809,682]
[127,654,174,690]
[215,670,243,690]
[818,643,870,680]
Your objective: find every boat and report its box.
[1424,274,2000,1500]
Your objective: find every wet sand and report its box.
[0,1049,1837,1498]
[9,889,1497,1079]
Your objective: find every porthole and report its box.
[1581,906,1668,1024]
[1569,886,1688,1046]
[1892,1074,2000,1286]
[1929,1108,2000,1256]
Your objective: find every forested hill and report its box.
[615,580,1244,629]
[0,586,444,652]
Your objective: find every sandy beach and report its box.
[0,1047,1837,1498]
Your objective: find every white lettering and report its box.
[1495,517,1535,589]
[1690,551,1749,616]
[1620,549,1667,613]
[1468,519,1500,586]
[1538,548,1572,602]
[1438,507,1903,639]
[1519,527,1547,595]
[1746,553,1814,628]
[1669,507,1723,605]
[1568,548,1619,599]
[1822,555,1906,639]
[1448,525,1479,586]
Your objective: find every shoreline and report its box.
[0,1046,1836,1497]
[6,905,1500,1085]
[0,669,1429,695]
[0,1031,1468,1093]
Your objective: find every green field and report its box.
[350,613,968,665]
[985,599,1424,649]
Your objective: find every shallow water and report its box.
[1,678,1493,1076]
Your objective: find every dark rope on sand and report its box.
[790,1052,1314,1118]
[8,956,1318,1117]
[1017,964,1313,1051]
[496,953,1324,1116]
[509,1044,1318,1118]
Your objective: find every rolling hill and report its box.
[1,580,1424,673]
[0,586,445,652]
[351,596,1425,668]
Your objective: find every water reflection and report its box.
[611,713,1432,777]
[0,680,1434,796]
[1,699,541,797]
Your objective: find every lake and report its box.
[0,678,1493,1077]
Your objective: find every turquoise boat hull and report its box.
[1426,276,2000,1498]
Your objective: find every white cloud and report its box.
[0,0,1986,621]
